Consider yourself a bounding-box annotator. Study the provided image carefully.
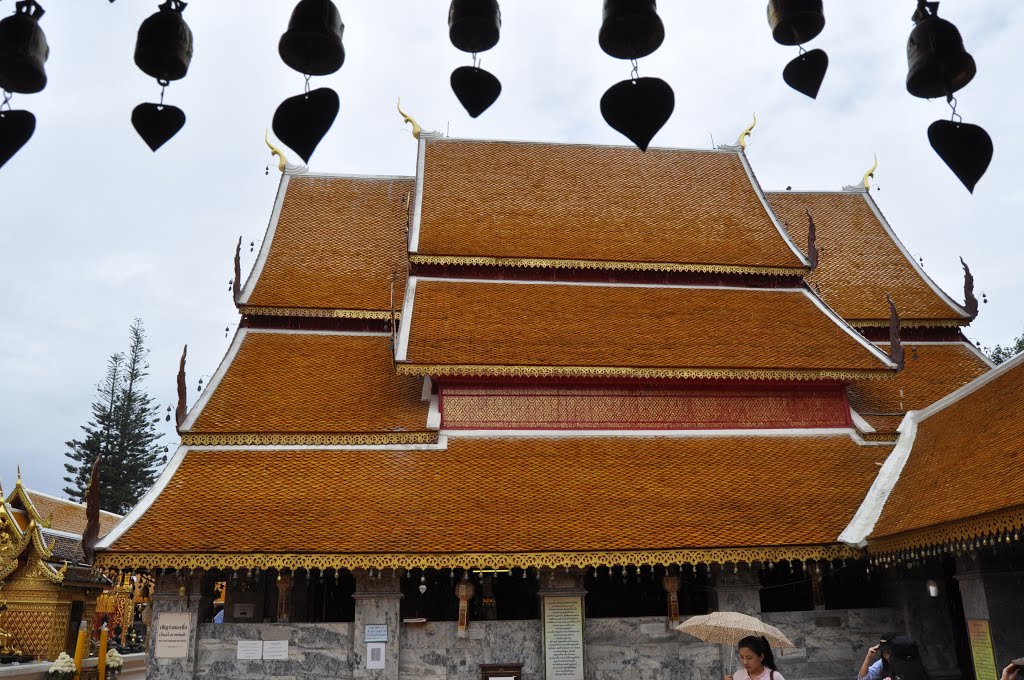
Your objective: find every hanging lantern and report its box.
[767,0,824,46]
[134,0,193,83]
[906,2,975,99]
[0,0,49,95]
[599,0,664,60]
[600,77,674,152]
[279,0,345,76]
[448,0,501,54]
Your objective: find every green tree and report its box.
[984,330,1024,365]
[63,319,167,513]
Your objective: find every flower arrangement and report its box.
[105,648,124,676]
[47,652,76,680]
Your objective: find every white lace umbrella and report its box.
[675,611,795,649]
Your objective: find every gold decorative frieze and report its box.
[239,306,398,320]
[848,318,966,329]
[180,432,438,447]
[95,544,859,572]
[409,254,807,277]
[868,506,1024,558]
[396,363,895,382]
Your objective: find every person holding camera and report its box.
[858,632,900,680]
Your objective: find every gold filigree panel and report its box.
[869,506,1024,558]
[399,364,893,382]
[409,254,806,277]
[239,306,398,320]
[180,432,438,447]
[849,319,965,328]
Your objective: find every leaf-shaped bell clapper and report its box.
[0,108,36,169]
[767,0,824,46]
[0,1,49,95]
[448,0,501,53]
[599,0,664,60]
[600,77,674,152]
[928,119,992,193]
[135,0,193,82]
[279,0,346,76]
[906,2,975,99]
[451,66,501,118]
[783,48,828,99]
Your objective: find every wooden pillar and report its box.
[662,573,681,628]
[276,573,292,623]
[455,578,476,639]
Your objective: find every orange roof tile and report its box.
[401,280,892,379]
[767,192,967,323]
[104,435,880,559]
[187,330,429,436]
[242,175,414,314]
[416,139,806,272]
[870,354,1024,539]
[24,490,121,537]
[848,343,991,433]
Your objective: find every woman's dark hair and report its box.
[889,636,929,680]
[738,635,779,672]
[878,631,901,677]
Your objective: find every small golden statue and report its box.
[0,598,15,655]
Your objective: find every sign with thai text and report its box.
[543,596,584,680]
[364,624,388,642]
[262,640,289,660]
[236,640,263,660]
[154,613,190,659]
[967,619,997,680]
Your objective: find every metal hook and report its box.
[630,58,640,81]
[1,90,12,113]
[304,74,311,96]
[947,95,962,124]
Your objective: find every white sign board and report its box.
[366,642,386,669]
[236,640,263,660]
[154,613,191,659]
[262,640,289,660]
[543,596,585,680]
[364,624,388,642]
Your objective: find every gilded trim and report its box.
[397,364,895,382]
[180,432,438,447]
[848,318,966,329]
[859,433,899,443]
[409,254,806,277]
[94,544,859,571]
[240,306,399,320]
[868,506,1024,558]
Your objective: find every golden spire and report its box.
[863,153,879,190]
[15,466,21,486]
[265,130,288,173]
[397,98,422,140]
[737,113,757,149]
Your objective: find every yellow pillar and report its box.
[97,627,108,680]
[72,621,88,679]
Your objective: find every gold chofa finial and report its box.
[265,130,287,173]
[16,465,21,485]
[397,98,422,140]
[738,113,757,149]
[863,153,879,190]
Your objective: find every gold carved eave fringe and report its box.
[848,318,966,329]
[410,254,807,277]
[868,506,1024,559]
[397,364,895,382]
[239,306,399,320]
[179,432,438,447]
[94,544,860,572]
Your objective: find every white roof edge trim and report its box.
[179,328,248,432]
[736,150,811,268]
[850,408,876,433]
[426,134,738,155]
[395,277,417,361]
[287,171,415,181]
[799,289,897,368]
[239,174,290,305]
[41,527,85,540]
[870,340,997,369]
[23,488,122,518]
[861,192,970,319]
[916,349,1024,423]
[426,395,441,430]
[441,427,858,439]
[96,445,189,550]
[839,412,919,547]
[409,135,426,253]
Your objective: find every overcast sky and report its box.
[1,2,1021,499]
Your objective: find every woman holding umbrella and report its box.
[725,636,786,680]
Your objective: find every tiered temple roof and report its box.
[97,134,1004,573]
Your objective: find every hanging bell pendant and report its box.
[448,0,501,54]
[0,1,49,95]
[599,0,664,60]
[906,3,975,99]
[600,76,674,152]
[279,0,346,76]
[451,66,501,118]
[783,48,828,99]
[135,0,193,82]
[767,0,824,47]
[0,108,36,169]
[928,118,992,193]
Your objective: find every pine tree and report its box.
[63,319,167,513]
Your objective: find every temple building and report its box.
[93,132,1020,680]
[0,473,121,661]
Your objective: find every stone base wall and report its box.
[189,609,904,680]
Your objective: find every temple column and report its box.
[538,568,586,680]
[662,573,681,629]
[954,554,1020,675]
[454,577,476,639]
[352,569,403,680]
[275,573,292,623]
[146,571,202,680]
[712,564,762,680]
